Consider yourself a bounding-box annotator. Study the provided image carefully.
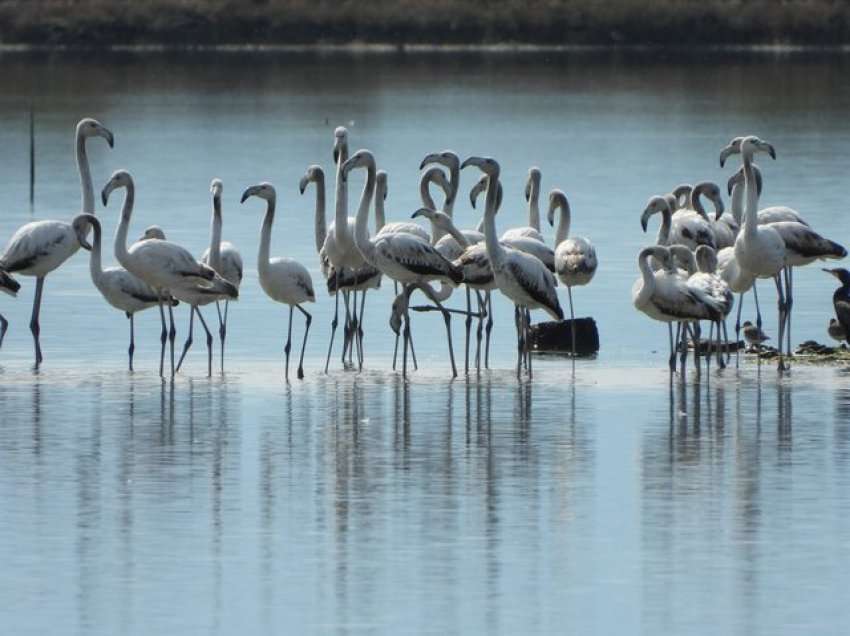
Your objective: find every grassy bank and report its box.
[1,0,849,47]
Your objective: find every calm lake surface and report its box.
[1,49,850,634]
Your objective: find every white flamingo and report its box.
[241,182,315,381]
[548,189,598,357]
[501,167,545,242]
[689,245,734,368]
[667,183,719,250]
[0,270,20,351]
[199,179,243,373]
[462,156,563,378]
[729,136,790,371]
[174,179,243,376]
[103,170,237,378]
[470,173,554,270]
[0,117,113,367]
[74,213,175,371]
[420,150,461,222]
[632,245,725,373]
[343,149,462,377]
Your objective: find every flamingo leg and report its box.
[392,281,400,370]
[485,292,493,369]
[324,273,341,374]
[357,289,366,370]
[692,321,701,376]
[167,301,177,379]
[402,285,411,378]
[176,306,196,374]
[0,313,7,349]
[668,323,676,373]
[568,285,576,358]
[753,283,762,332]
[785,266,793,359]
[734,292,744,366]
[284,304,293,382]
[347,289,357,367]
[341,289,351,366]
[523,309,533,379]
[29,275,44,368]
[196,307,214,377]
[215,299,229,374]
[296,304,312,380]
[474,290,485,372]
[158,299,167,378]
[464,287,472,374]
[678,322,688,376]
[523,309,531,378]
[774,274,787,372]
[515,306,523,378]
[127,312,135,372]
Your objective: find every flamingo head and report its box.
[460,156,500,179]
[77,117,114,148]
[740,136,776,161]
[376,170,388,201]
[299,165,324,195]
[719,136,744,167]
[210,178,223,199]
[333,126,348,164]
[340,149,376,182]
[420,150,459,172]
[71,213,95,251]
[640,195,671,233]
[0,269,19,297]
[672,184,692,210]
[525,167,542,202]
[546,189,569,227]
[240,182,276,204]
[101,169,132,206]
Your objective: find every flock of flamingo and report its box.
[0,120,847,381]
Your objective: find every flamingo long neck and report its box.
[375,181,386,232]
[113,182,136,270]
[420,178,444,243]
[208,193,223,272]
[89,219,103,281]
[353,162,377,265]
[742,150,759,240]
[76,133,94,214]
[554,201,571,246]
[656,208,671,246]
[445,163,459,218]
[313,177,327,254]
[690,189,709,220]
[441,216,470,249]
[482,174,506,270]
[334,142,350,246]
[528,179,540,231]
[730,178,744,226]
[258,197,276,276]
[636,250,656,307]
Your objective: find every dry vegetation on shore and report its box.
[0,0,848,47]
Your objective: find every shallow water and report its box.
[1,50,850,634]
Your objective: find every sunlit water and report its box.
[1,50,850,634]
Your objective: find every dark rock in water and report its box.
[529,318,599,356]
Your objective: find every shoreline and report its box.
[1,42,850,54]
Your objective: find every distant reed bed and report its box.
[0,0,848,46]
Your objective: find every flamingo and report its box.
[103,170,237,378]
[172,180,242,377]
[501,167,545,242]
[548,189,597,358]
[462,156,563,378]
[410,207,488,373]
[728,136,790,371]
[200,179,243,373]
[420,150,461,222]
[241,182,315,381]
[0,270,20,351]
[632,245,725,373]
[343,149,462,377]
[0,117,113,367]
[73,213,176,371]
[689,245,734,368]
[666,183,719,251]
